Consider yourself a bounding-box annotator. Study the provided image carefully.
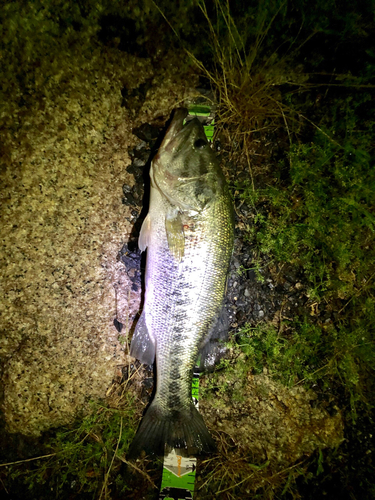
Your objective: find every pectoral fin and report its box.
[165,210,185,261]
[130,311,155,366]
[138,214,151,252]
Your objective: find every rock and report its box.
[132,123,160,142]
[200,372,344,466]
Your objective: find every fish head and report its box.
[151,108,223,211]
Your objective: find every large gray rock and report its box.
[0,15,195,436]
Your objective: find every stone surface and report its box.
[0,25,196,435]
[200,370,343,466]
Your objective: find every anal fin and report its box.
[199,304,229,372]
[130,311,155,366]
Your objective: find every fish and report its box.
[128,107,234,458]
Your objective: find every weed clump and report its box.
[1,389,155,500]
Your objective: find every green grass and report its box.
[243,97,374,298]
[233,88,375,411]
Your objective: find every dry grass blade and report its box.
[99,417,123,500]
[0,453,56,467]
[116,455,157,489]
[216,471,256,495]
[184,0,360,168]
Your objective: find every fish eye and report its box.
[194,139,207,149]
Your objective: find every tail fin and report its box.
[127,400,216,459]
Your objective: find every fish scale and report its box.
[128,107,234,458]
[155,213,227,408]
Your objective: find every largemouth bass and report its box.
[128,108,234,458]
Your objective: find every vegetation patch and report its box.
[0,375,161,500]
[183,0,375,497]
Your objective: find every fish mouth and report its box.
[151,107,191,189]
[156,107,205,157]
[151,108,209,210]
[158,108,189,151]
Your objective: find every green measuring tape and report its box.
[159,366,200,500]
[183,102,216,142]
[159,102,215,500]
